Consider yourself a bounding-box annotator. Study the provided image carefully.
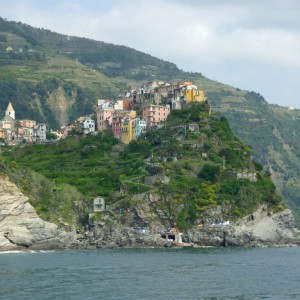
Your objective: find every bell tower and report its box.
[5,102,15,120]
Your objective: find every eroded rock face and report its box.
[0,176,77,251]
[185,205,299,247]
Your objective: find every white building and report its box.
[80,117,95,134]
[33,123,47,142]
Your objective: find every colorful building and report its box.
[121,117,135,144]
[142,104,170,129]
[33,123,47,142]
[0,129,5,140]
[20,119,36,128]
[80,117,95,135]
[133,119,147,139]
[112,112,124,141]
[61,124,76,139]
[97,107,114,131]
[183,85,205,103]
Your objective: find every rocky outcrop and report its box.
[185,205,300,247]
[0,176,77,251]
[77,220,171,249]
[1,175,299,250]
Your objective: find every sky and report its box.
[1,0,300,108]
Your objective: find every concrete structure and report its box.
[237,171,257,182]
[93,197,105,212]
[188,123,199,132]
[22,127,34,142]
[133,119,147,139]
[33,123,47,142]
[77,117,95,135]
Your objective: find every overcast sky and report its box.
[1,0,300,108]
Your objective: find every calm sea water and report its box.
[0,247,299,300]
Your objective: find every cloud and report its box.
[3,0,300,69]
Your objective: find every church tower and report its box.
[5,102,15,120]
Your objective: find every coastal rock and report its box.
[0,176,77,251]
[186,205,299,247]
[90,222,168,248]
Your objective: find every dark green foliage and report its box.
[210,116,235,141]
[198,164,220,182]
[46,131,58,140]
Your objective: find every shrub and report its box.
[198,164,220,182]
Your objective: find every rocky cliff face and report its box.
[1,175,299,251]
[81,203,300,249]
[0,176,77,251]
[185,205,300,247]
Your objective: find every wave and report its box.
[0,250,56,254]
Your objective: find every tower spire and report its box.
[5,102,15,120]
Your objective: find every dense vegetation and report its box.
[206,90,300,225]
[1,104,282,229]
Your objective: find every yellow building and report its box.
[0,129,5,140]
[127,110,136,118]
[121,117,135,144]
[183,88,205,103]
[180,81,193,87]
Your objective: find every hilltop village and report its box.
[0,102,47,144]
[0,81,205,144]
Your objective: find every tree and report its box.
[46,131,58,140]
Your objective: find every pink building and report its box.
[97,108,114,131]
[142,104,170,129]
[61,124,76,139]
[112,113,124,140]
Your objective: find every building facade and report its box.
[97,107,114,132]
[33,123,47,143]
[142,104,170,129]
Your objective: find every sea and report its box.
[0,247,299,300]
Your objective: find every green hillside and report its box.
[1,104,281,229]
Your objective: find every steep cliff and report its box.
[0,176,77,251]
